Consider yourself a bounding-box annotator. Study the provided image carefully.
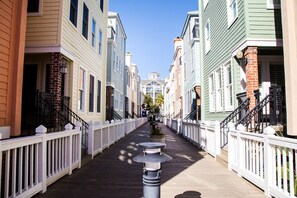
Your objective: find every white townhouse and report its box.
[180,11,201,120]
[106,12,127,120]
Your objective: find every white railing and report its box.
[166,119,221,157]
[228,124,297,198]
[0,123,81,198]
[88,118,147,159]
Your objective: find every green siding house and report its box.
[199,0,283,125]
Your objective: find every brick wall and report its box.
[50,53,62,111]
[106,86,114,108]
[245,47,259,109]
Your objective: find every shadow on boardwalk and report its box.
[34,122,264,198]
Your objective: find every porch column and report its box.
[244,47,259,110]
[50,53,62,112]
[281,0,297,135]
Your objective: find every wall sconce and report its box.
[236,50,248,66]
[60,58,68,74]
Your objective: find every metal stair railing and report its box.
[37,92,74,133]
[220,97,250,148]
[125,111,133,119]
[60,103,89,150]
[236,94,271,133]
[183,108,198,120]
[236,86,286,134]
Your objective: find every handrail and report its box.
[219,97,250,148]
[184,108,198,120]
[61,103,89,149]
[236,94,271,133]
[38,91,89,151]
[37,92,72,132]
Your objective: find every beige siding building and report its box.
[23,0,108,134]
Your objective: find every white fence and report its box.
[166,118,297,197]
[0,117,147,198]
[229,124,297,198]
[88,118,147,158]
[166,118,221,157]
[0,123,81,198]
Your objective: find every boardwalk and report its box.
[34,122,265,198]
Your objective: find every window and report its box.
[192,24,199,38]
[82,3,89,39]
[100,0,104,12]
[69,0,78,26]
[215,69,223,111]
[99,30,103,55]
[27,0,41,15]
[97,80,101,112]
[92,19,96,47]
[224,63,233,110]
[203,0,209,9]
[78,68,85,111]
[209,74,215,112]
[267,0,280,9]
[89,75,94,112]
[227,0,238,26]
[204,19,211,53]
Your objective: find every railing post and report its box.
[65,123,74,175]
[227,122,235,171]
[75,122,82,168]
[35,125,47,193]
[263,126,275,197]
[88,121,94,158]
[215,121,221,156]
[237,124,245,177]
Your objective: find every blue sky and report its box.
[108,0,198,80]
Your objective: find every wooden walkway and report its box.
[34,122,265,198]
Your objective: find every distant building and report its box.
[141,72,165,104]
[173,37,183,118]
[106,12,127,120]
[125,52,141,118]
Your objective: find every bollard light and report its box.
[133,142,172,198]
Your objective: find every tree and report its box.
[155,93,164,107]
[144,94,153,109]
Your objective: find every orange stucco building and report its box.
[0,0,28,138]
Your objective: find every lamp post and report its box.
[133,142,172,198]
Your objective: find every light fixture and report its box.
[133,142,172,198]
[60,58,68,74]
[236,50,248,66]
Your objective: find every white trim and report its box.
[25,46,76,61]
[0,126,10,139]
[227,0,238,28]
[215,68,223,112]
[204,19,211,54]
[224,61,234,111]
[203,0,209,10]
[266,0,280,9]
[231,38,283,57]
[27,0,43,16]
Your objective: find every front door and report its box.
[21,64,38,135]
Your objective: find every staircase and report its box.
[37,91,89,152]
[217,86,286,165]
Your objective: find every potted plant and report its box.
[149,120,166,143]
